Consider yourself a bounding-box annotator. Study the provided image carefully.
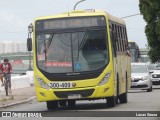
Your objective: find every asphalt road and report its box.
[1,86,160,120]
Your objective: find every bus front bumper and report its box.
[35,85,114,102]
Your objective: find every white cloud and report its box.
[0,11,14,22]
[0,10,29,31]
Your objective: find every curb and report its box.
[0,96,36,109]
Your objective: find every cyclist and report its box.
[0,62,3,86]
[1,58,12,94]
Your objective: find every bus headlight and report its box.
[37,77,50,89]
[98,72,111,86]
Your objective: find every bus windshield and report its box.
[36,29,109,73]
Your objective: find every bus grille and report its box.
[54,89,95,98]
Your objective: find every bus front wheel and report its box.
[106,96,116,107]
[46,101,58,110]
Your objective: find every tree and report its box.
[139,0,160,63]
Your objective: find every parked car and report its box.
[131,63,152,92]
[147,63,157,73]
[147,63,160,85]
[155,63,160,70]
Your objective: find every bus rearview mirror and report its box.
[27,38,32,51]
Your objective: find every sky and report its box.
[0,0,147,48]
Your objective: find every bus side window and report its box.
[116,25,120,53]
[120,26,124,52]
[110,24,117,57]
[122,27,126,51]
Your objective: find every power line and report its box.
[121,13,141,19]
[0,31,25,34]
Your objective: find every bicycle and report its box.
[3,73,10,96]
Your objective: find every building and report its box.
[0,41,27,54]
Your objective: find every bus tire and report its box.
[46,101,58,110]
[59,100,67,107]
[116,74,119,104]
[107,96,116,107]
[119,93,127,103]
[68,100,76,107]
[119,72,128,103]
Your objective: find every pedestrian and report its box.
[1,58,12,94]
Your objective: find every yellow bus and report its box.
[27,9,131,110]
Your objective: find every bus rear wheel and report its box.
[119,93,127,103]
[106,96,116,107]
[119,72,128,103]
[46,101,58,110]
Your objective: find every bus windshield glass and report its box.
[36,29,109,73]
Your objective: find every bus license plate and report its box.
[49,82,72,88]
[68,94,81,99]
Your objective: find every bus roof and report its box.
[35,9,125,25]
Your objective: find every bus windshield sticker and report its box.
[44,62,72,67]
[75,63,81,70]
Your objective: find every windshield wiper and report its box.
[78,30,89,50]
[76,30,89,62]
[45,34,54,53]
